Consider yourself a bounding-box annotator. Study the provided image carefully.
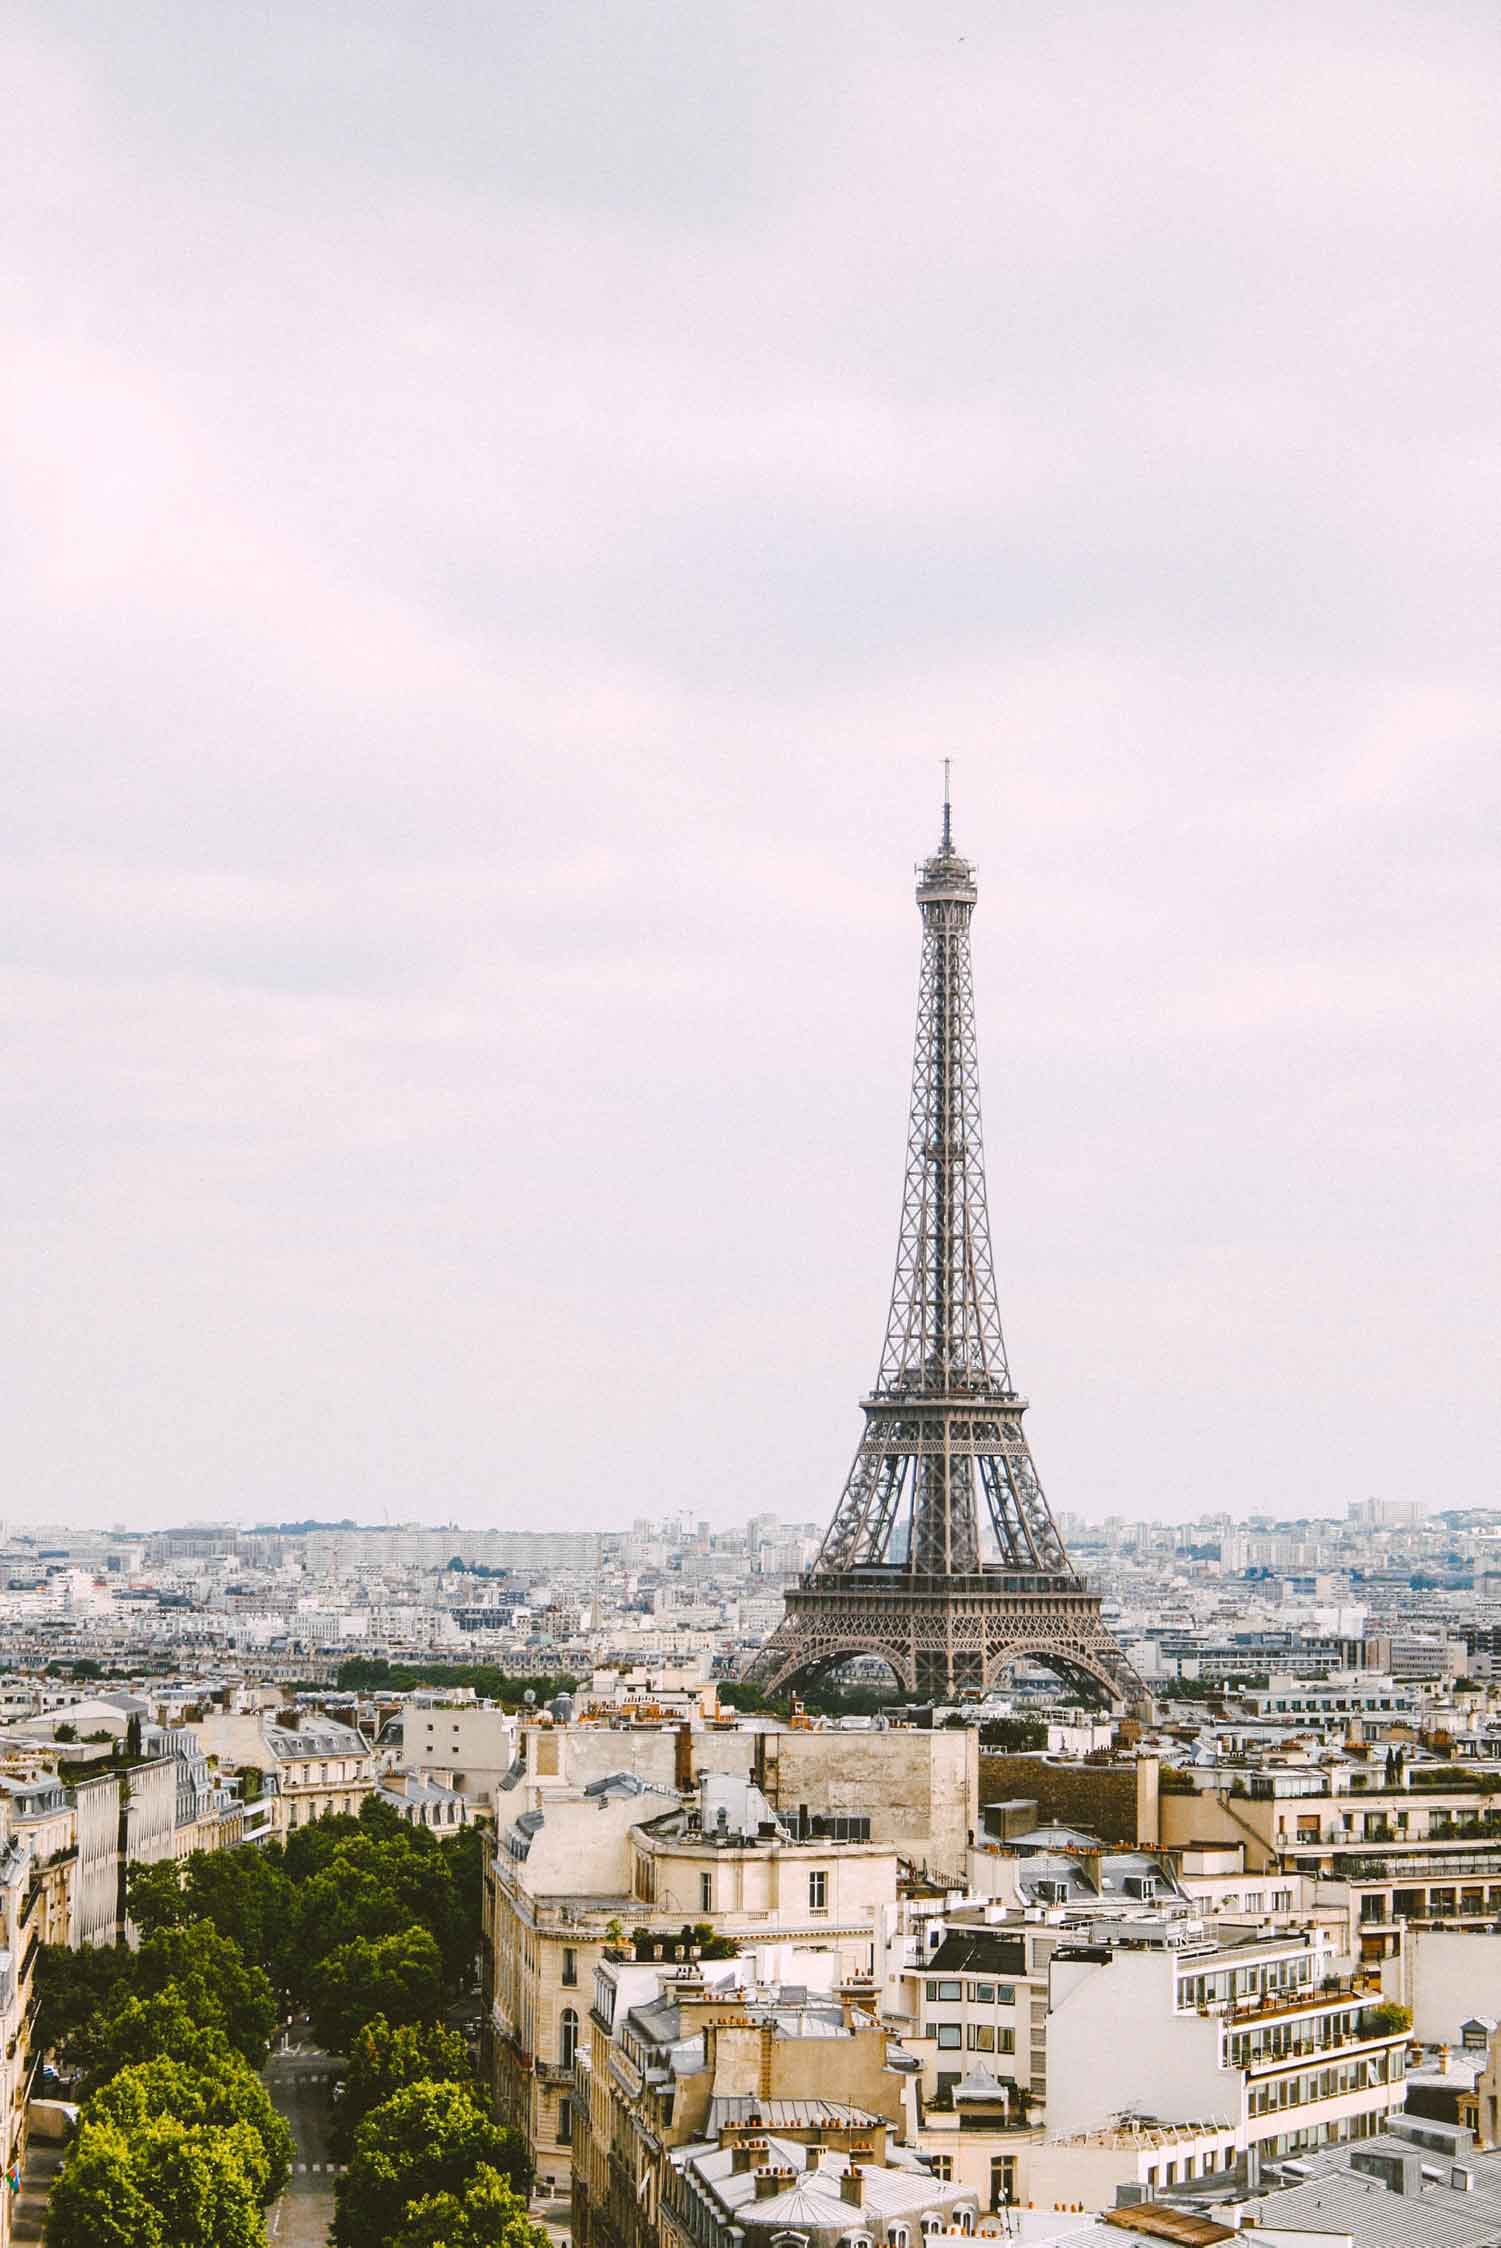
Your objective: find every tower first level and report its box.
[755,1570,1138,1708]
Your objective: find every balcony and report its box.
[1343,1850,1501,1883]
[1191,1975,1381,2029]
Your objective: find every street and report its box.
[264,2044,341,2247]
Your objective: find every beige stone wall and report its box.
[1157,1787,1279,1868]
[757,1727,976,1873]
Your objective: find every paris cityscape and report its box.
[7,7,1499,2248]
[2,801,1497,2248]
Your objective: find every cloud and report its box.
[0,1,1497,1527]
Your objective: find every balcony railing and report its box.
[1343,1851,1501,1882]
[1187,1975,1380,2028]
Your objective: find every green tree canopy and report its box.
[88,2052,292,2203]
[34,1941,134,2070]
[135,1920,278,2067]
[80,1987,236,2094]
[334,2080,532,2248]
[333,2012,475,2160]
[127,1860,192,1941]
[127,1848,292,1977]
[45,2114,265,2248]
[286,1827,472,1997]
[310,1925,445,2054]
[388,2164,551,2248]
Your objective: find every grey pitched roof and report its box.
[707,2098,884,2133]
[1241,2170,1493,2247]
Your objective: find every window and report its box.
[936,2023,962,2049]
[809,1869,828,1912]
[559,2008,578,2069]
[997,2027,1015,2055]
[996,1984,1015,2005]
[968,2023,995,2052]
[972,1983,994,2003]
[562,1947,577,1988]
[700,1871,712,1913]
[935,1979,962,2001]
[558,2097,573,2144]
[927,2160,952,2184]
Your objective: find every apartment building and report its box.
[500,1715,974,1883]
[376,1768,469,1831]
[661,2137,974,2248]
[189,1709,375,1828]
[395,1701,518,1808]
[576,1944,910,2248]
[1159,1767,1501,1964]
[488,1770,904,2207]
[1048,1926,1410,2168]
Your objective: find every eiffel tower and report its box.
[749,780,1144,1709]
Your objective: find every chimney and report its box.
[731,2146,753,2174]
[1440,2046,1451,2075]
[839,2169,865,2208]
[754,2171,782,2200]
[759,2017,776,2099]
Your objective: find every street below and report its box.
[265,2041,341,2247]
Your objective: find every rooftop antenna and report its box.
[942,758,952,851]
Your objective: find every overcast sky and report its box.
[3,3,1498,1536]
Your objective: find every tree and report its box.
[442,1824,486,1990]
[284,1827,467,1997]
[34,1942,135,2070]
[44,2114,265,2248]
[310,1926,444,2054]
[41,2118,163,2248]
[333,2013,476,2160]
[389,2164,551,2248]
[89,2052,293,2202]
[135,1921,278,2068]
[80,1988,235,2093]
[167,1846,291,1977]
[334,2081,532,2248]
[127,1860,191,1941]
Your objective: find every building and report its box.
[662,2138,975,2248]
[1048,1925,1409,2168]
[489,1770,905,2208]
[377,1768,469,1832]
[577,1943,913,2248]
[394,1700,519,1809]
[189,1708,375,1829]
[1158,1766,1501,1966]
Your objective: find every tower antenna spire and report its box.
[942,758,952,851]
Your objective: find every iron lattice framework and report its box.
[748,789,1145,1709]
